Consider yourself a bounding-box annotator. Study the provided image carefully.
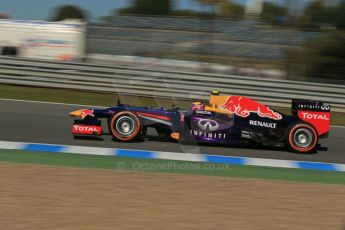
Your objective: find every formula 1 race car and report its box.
[69,91,331,153]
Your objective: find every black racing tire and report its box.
[108,111,141,142]
[285,122,318,153]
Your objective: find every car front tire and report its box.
[109,111,141,142]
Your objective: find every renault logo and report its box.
[197,119,219,132]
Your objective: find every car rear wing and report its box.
[291,99,331,136]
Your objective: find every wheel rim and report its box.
[293,128,313,148]
[115,116,135,136]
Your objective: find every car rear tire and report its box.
[286,123,318,153]
[109,111,141,142]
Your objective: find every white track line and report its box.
[331,125,345,129]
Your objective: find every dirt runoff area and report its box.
[0,162,345,230]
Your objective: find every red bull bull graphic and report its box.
[220,96,282,120]
[80,109,94,119]
[69,109,94,119]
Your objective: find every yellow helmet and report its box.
[192,102,204,110]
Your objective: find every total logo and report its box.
[72,125,101,135]
[197,119,219,132]
[301,112,329,120]
[297,110,330,135]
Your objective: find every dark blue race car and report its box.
[69,91,331,153]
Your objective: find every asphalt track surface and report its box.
[0,99,344,164]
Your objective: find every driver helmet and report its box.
[192,102,204,111]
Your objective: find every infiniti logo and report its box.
[197,119,219,132]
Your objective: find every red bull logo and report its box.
[80,109,94,119]
[221,96,282,120]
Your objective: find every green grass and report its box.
[1,149,345,185]
[1,84,344,126]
